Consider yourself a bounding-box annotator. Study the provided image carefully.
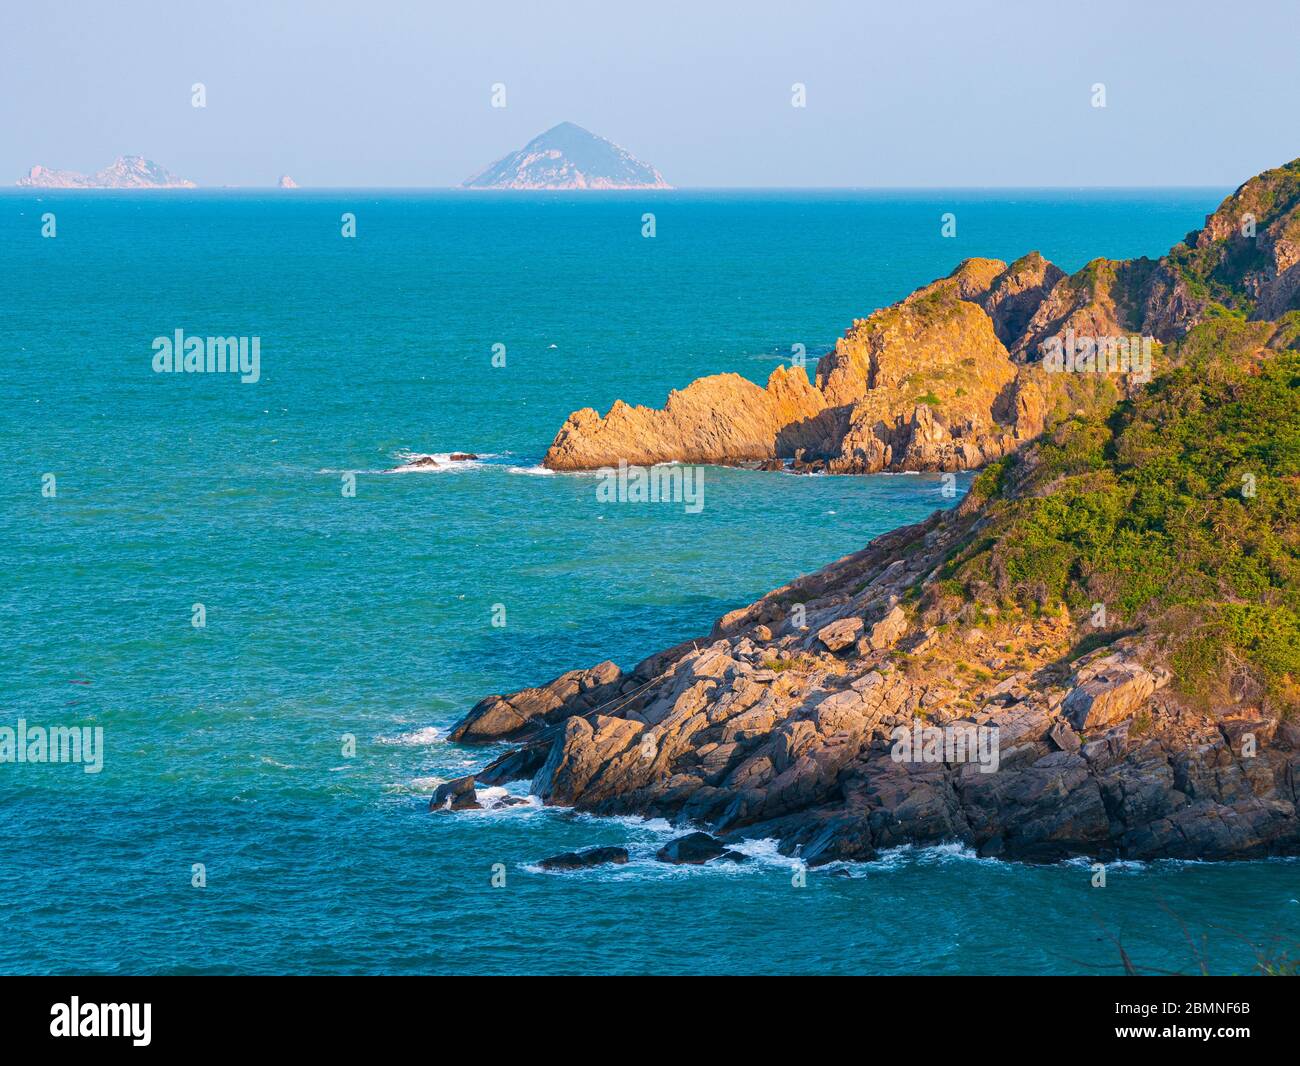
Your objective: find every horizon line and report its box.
[3,183,1232,192]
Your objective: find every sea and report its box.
[3,187,1297,974]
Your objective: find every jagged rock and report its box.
[1048,721,1081,753]
[539,846,629,870]
[449,660,624,742]
[862,606,908,652]
[654,832,747,864]
[981,252,1067,347]
[543,366,827,470]
[540,258,1036,475]
[531,714,645,807]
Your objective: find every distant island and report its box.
[463,121,670,190]
[16,155,196,189]
[278,174,299,189]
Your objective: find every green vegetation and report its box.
[761,655,818,674]
[1163,158,1300,314]
[931,321,1300,712]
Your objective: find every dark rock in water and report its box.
[655,832,746,865]
[428,774,479,812]
[404,455,441,469]
[448,452,479,462]
[539,846,630,870]
[475,743,551,786]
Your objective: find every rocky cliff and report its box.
[441,158,1300,865]
[542,159,1300,474]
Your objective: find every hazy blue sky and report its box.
[4,0,1299,188]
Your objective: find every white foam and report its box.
[398,776,445,794]
[375,725,444,746]
[384,450,499,474]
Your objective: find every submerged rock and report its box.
[539,846,630,871]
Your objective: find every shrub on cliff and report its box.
[932,322,1300,713]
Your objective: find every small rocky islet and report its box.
[435,157,1300,868]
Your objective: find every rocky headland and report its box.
[439,158,1300,866]
[543,159,1300,475]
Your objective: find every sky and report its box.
[4,0,1299,188]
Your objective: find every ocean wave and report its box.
[521,836,794,880]
[375,725,444,746]
[392,776,445,795]
[384,450,501,474]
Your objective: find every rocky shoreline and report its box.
[433,157,1300,867]
[438,491,1300,865]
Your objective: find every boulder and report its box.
[1048,721,1081,752]
[654,832,747,865]
[817,615,863,652]
[428,774,479,812]
[1062,656,1161,730]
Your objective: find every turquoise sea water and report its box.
[3,188,1298,975]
